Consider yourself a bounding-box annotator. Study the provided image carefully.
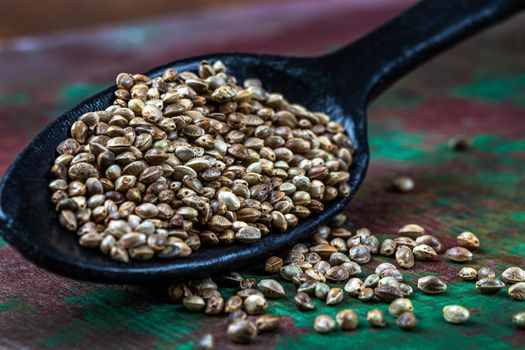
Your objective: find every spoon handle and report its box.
[328,0,524,104]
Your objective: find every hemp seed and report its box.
[502,267,525,284]
[392,176,415,193]
[477,266,496,280]
[389,298,414,317]
[443,305,470,324]
[367,309,386,327]
[457,231,480,250]
[458,267,478,281]
[508,282,525,300]
[446,246,473,263]
[227,320,257,344]
[417,276,447,294]
[314,314,336,333]
[336,309,359,330]
[397,312,418,330]
[476,278,505,294]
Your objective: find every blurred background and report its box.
[0,0,413,39]
[0,0,285,38]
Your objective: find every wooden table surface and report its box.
[1,1,524,349]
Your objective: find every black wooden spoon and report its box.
[0,0,522,284]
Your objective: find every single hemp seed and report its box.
[397,312,418,330]
[392,176,415,193]
[417,276,447,294]
[227,320,257,344]
[389,298,414,317]
[458,267,478,281]
[336,309,359,330]
[443,305,470,324]
[476,278,505,294]
[367,309,386,327]
[508,282,525,300]
[314,314,336,333]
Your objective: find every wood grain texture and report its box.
[1,0,524,348]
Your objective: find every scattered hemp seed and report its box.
[502,267,525,284]
[255,314,280,333]
[183,295,206,312]
[398,224,425,238]
[315,283,330,300]
[456,231,480,250]
[445,246,473,263]
[367,309,386,327]
[396,246,415,269]
[257,279,285,298]
[295,292,315,311]
[392,176,415,193]
[389,298,414,317]
[417,276,447,294]
[227,320,257,344]
[397,312,418,330]
[336,309,359,330]
[458,267,478,281]
[380,239,397,256]
[50,60,354,262]
[326,288,344,305]
[374,286,404,303]
[413,244,437,261]
[508,282,525,300]
[443,305,470,324]
[196,334,215,350]
[415,235,442,252]
[229,310,247,324]
[476,278,505,294]
[314,314,336,333]
[163,209,521,339]
[512,312,525,329]
[477,266,496,280]
[244,294,268,315]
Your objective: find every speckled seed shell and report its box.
[502,267,525,284]
[227,320,257,344]
[456,231,480,250]
[398,224,425,238]
[476,278,505,294]
[458,267,478,281]
[445,246,473,262]
[508,282,525,300]
[417,276,447,294]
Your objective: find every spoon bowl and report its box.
[0,0,522,284]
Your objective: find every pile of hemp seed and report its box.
[49,60,353,262]
[174,214,525,347]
